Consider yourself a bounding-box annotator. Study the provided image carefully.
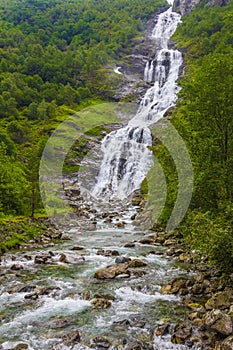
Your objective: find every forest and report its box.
[0,0,233,272]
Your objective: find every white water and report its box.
[92,6,182,199]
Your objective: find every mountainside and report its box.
[0,0,233,272]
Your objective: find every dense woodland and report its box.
[0,0,233,271]
[0,0,166,216]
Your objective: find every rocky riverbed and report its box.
[0,206,232,350]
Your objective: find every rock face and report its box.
[173,0,229,15]
[173,0,201,15]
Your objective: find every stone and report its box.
[92,336,111,349]
[97,249,119,257]
[205,290,233,310]
[203,309,233,336]
[171,326,192,344]
[139,238,155,245]
[62,330,81,345]
[71,246,85,251]
[39,286,61,295]
[91,298,112,309]
[59,253,85,264]
[34,253,52,264]
[10,264,23,271]
[93,292,115,301]
[124,243,136,248]
[24,292,38,300]
[128,259,147,268]
[94,263,130,279]
[219,336,233,350]
[161,277,188,295]
[115,256,131,264]
[155,323,170,336]
[17,285,36,293]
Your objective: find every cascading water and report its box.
[92,4,182,200]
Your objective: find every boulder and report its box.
[128,259,147,268]
[62,330,81,346]
[92,336,111,349]
[205,289,233,310]
[203,309,233,336]
[115,256,131,264]
[59,253,85,264]
[97,249,119,257]
[94,263,130,279]
[161,277,188,295]
[124,243,136,248]
[93,292,115,301]
[139,238,155,245]
[171,325,192,344]
[91,298,112,309]
[218,336,233,350]
[10,264,23,271]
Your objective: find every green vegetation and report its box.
[0,0,166,218]
[0,217,47,253]
[168,0,233,271]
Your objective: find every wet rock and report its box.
[218,335,233,350]
[139,238,155,245]
[128,259,147,268]
[205,289,233,311]
[171,325,192,344]
[164,239,177,246]
[161,277,188,295]
[59,253,85,264]
[17,285,36,293]
[34,253,53,264]
[124,243,136,248]
[62,329,81,346]
[133,269,147,277]
[50,318,71,329]
[90,298,112,309]
[92,336,111,349]
[39,286,61,296]
[155,323,170,336]
[24,292,39,300]
[115,256,131,264]
[93,292,115,301]
[203,309,233,335]
[78,290,91,300]
[113,319,131,327]
[187,303,206,314]
[61,234,72,240]
[71,246,85,251]
[94,263,130,279]
[10,264,23,271]
[115,221,126,227]
[97,249,119,257]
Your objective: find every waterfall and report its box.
[92,5,182,200]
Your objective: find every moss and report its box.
[0,217,47,253]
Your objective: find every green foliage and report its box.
[0,217,47,253]
[171,0,233,271]
[180,209,233,272]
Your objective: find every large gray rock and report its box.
[173,0,201,15]
[203,309,233,336]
